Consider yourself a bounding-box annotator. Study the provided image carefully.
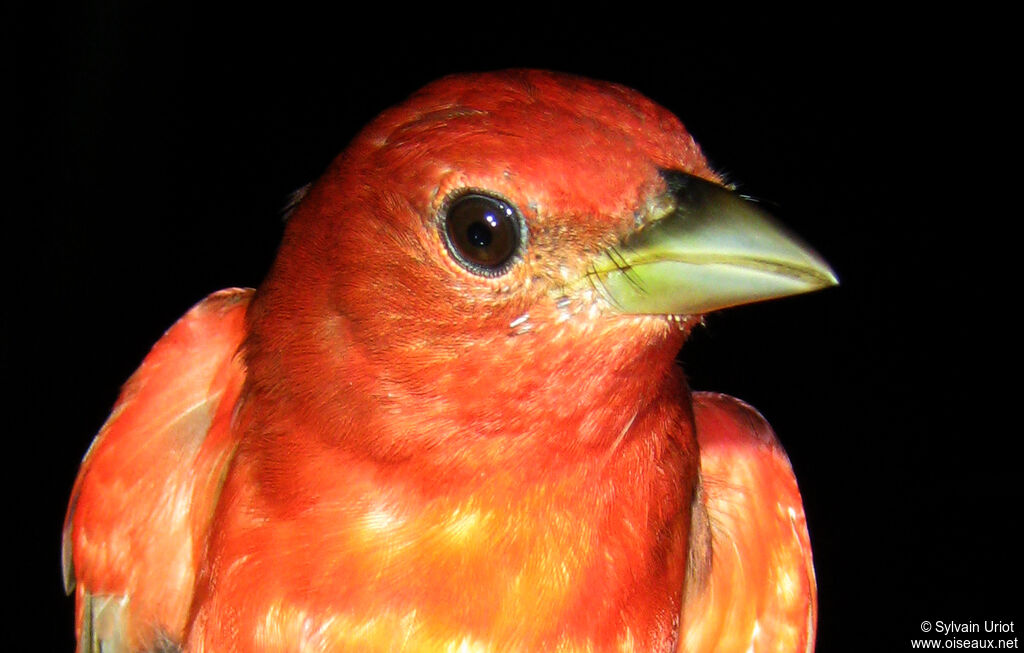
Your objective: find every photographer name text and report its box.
[933,622,1015,636]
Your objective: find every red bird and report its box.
[64,70,835,652]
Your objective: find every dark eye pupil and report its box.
[444,193,522,275]
[466,220,493,248]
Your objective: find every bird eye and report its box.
[442,193,523,276]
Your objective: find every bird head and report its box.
[242,70,836,464]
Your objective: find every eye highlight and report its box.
[442,192,524,276]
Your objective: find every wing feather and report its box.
[680,392,817,653]
[63,288,252,652]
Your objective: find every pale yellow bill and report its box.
[587,172,838,316]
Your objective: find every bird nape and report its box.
[64,69,835,653]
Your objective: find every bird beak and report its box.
[583,170,838,315]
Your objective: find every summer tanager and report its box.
[63,70,836,652]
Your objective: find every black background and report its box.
[10,5,1018,651]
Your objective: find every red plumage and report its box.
[65,70,826,652]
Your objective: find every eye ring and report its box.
[440,191,526,277]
